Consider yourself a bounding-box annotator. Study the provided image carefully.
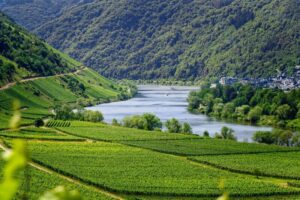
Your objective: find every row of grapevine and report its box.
[27,141,299,197]
[46,120,71,127]
[190,151,300,180]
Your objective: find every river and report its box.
[87,85,272,142]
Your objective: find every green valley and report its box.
[0,1,300,200]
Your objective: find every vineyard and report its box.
[121,138,297,156]
[58,125,198,141]
[0,120,300,199]
[26,141,299,198]
[0,159,113,200]
[0,127,82,141]
[0,67,123,130]
[189,152,300,179]
[46,120,71,127]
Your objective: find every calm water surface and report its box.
[87,85,272,142]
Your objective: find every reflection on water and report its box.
[87,85,272,142]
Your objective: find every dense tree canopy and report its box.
[253,130,295,146]
[0,12,75,86]
[2,0,298,80]
[188,84,300,128]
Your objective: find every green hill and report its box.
[0,12,133,129]
[0,0,82,30]
[0,12,82,86]
[2,0,299,80]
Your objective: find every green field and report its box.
[121,138,298,156]
[58,125,199,141]
[26,141,299,197]
[190,152,300,179]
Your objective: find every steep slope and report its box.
[0,12,82,86]
[2,0,298,80]
[0,0,82,30]
[0,12,133,129]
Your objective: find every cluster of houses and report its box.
[218,66,300,90]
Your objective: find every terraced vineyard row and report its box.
[58,125,198,141]
[2,121,300,199]
[120,138,298,156]
[0,127,82,141]
[0,158,114,200]
[59,124,299,156]
[189,152,300,179]
[46,120,71,127]
[26,141,300,198]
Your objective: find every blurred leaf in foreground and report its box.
[39,186,82,200]
[0,140,27,200]
[9,100,21,130]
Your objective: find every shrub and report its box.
[292,133,300,147]
[122,113,162,131]
[276,104,293,120]
[253,130,294,146]
[247,106,263,123]
[220,126,236,140]
[54,105,104,122]
[142,113,162,131]
[112,118,121,126]
[214,133,223,139]
[123,115,147,130]
[82,110,103,122]
[181,122,193,134]
[203,130,210,137]
[34,118,44,127]
[272,129,293,146]
[165,118,182,133]
[252,131,274,144]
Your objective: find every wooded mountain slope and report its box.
[0,0,82,30]
[1,0,300,80]
[0,12,82,86]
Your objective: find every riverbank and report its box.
[87,85,272,142]
[188,84,300,132]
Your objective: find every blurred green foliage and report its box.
[0,140,27,200]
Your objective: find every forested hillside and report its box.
[0,12,81,86]
[1,0,300,80]
[0,0,82,30]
